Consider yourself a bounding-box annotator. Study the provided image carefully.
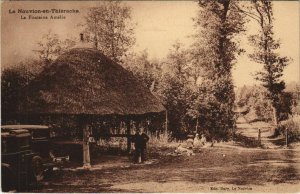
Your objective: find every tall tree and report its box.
[123,50,162,91]
[191,0,246,139]
[4,31,75,115]
[1,59,42,114]
[248,0,290,126]
[83,0,136,63]
[157,42,191,135]
[33,31,76,65]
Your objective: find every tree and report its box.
[1,59,42,114]
[123,50,162,91]
[83,0,135,63]
[164,42,190,81]
[156,42,192,135]
[245,85,273,121]
[248,0,290,126]
[2,30,75,117]
[33,31,76,65]
[191,0,246,139]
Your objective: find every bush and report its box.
[91,131,176,154]
[277,116,300,143]
[148,131,175,148]
[94,137,127,151]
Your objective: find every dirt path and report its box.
[35,145,300,193]
[236,115,282,149]
[33,116,300,193]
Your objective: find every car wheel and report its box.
[1,163,16,192]
[31,156,44,182]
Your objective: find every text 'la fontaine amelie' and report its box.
[9,9,80,20]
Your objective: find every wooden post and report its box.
[126,120,131,153]
[232,116,236,139]
[83,124,91,169]
[165,110,168,134]
[258,128,261,147]
[272,106,278,126]
[285,127,288,148]
[195,118,199,133]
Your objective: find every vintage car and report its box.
[1,129,44,191]
[2,125,51,157]
[1,125,70,191]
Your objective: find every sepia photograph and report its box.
[1,0,300,193]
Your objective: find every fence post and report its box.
[196,118,199,133]
[258,128,261,147]
[165,110,168,134]
[285,127,288,148]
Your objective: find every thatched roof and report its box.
[21,48,165,116]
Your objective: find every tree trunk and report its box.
[272,105,278,126]
[196,118,199,133]
[83,124,91,169]
[165,110,168,134]
[285,127,288,148]
[94,29,98,49]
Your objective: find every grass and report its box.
[147,131,178,148]
[233,133,260,148]
[83,131,179,159]
[35,118,300,192]
[280,115,300,143]
[34,146,300,193]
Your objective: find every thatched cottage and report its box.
[17,40,165,168]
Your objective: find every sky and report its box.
[1,1,299,87]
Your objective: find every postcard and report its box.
[1,0,299,193]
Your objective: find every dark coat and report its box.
[132,133,149,149]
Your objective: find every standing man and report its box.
[132,128,149,163]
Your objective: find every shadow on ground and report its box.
[233,133,260,148]
[34,146,300,193]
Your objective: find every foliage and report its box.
[83,0,136,63]
[147,131,175,148]
[156,42,192,135]
[124,43,198,137]
[286,83,300,115]
[158,74,189,134]
[1,59,43,114]
[123,50,162,91]
[95,137,127,153]
[33,30,76,65]
[248,0,290,125]
[277,92,293,121]
[2,0,295,143]
[276,116,300,143]
[236,85,273,121]
[190,0,246,139]
[236,85,294,122]
[2,31,75,117]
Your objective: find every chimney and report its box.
[80,33,84,42]
[94,35,98,49]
